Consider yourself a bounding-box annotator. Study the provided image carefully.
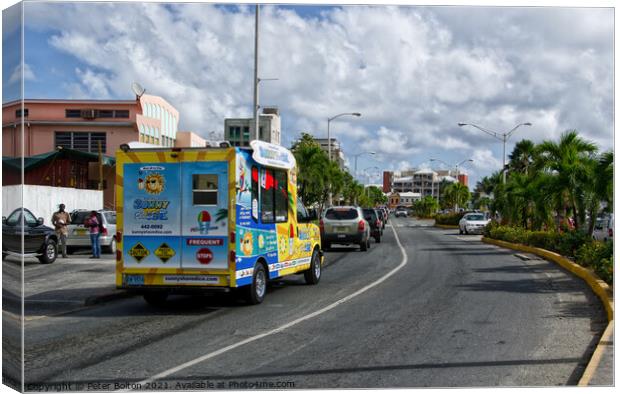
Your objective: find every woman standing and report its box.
[86,211,101,259]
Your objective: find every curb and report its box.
[481,236,614,386]
[434,224,459,229]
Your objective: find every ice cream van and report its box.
[115,140,323,305]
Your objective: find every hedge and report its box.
[435,212,466,226]
[484,222,613,284]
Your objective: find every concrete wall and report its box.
[2,185,103,226]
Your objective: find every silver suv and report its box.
[66,210,117,254]
[320,206,371,251]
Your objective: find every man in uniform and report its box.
[51,204,71,258]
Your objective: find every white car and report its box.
[459,213,490,235]
[593,214,614,242]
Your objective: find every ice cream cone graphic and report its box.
[198,211,211,234]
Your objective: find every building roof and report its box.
[440,175,458,183]
[3,148,115,170]
[415,169,436,175]
[400,192,421,198]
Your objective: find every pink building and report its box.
[2,95,180,207]
[175,131,207,148]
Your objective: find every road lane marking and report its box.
[123,224,409,390]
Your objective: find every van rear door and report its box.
[179,161,229,269]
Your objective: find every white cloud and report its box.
[8,63,36,84]
[21,3,613,188]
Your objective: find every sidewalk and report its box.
[2,252,130,317]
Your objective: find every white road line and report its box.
[123,224,409,390]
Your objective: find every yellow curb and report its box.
[434,224,459,229]
[481,236,614,387]
[578,320,614,386]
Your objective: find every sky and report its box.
[1,1,615,188]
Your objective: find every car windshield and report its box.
[467,214,485,221]
[325,208,358,220]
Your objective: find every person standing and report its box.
[51,204,71,258]
[86,211,101,259]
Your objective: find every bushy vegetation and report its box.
[484,222,613,284]
[435,211,466,226]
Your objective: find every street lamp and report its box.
[352,151,376,179]
[458,122,532,183]
[363,166,380,203]
[326,112,361,206]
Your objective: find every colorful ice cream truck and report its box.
[115,140,323,305]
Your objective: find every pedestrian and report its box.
[51,203,71,258]
[85,210,101,259]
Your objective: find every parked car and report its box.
[66,210,117,254]
[378,207,388,228]
[394,206,408,218]
[2,208,58,264]
[363,208,383,243]
[320,206,371,251]
[459,213,491,235]
[593,214,614,242]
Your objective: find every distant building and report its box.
[224,107,281,147]
[2,94,180,207]
[388,192,400,209]
[315,138,346,170]
[399,192,422,206]
[175,131,206,147]
[382,171,393,193]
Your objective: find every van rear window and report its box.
[325,209,358,220]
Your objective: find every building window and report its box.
[15,108,29,118]
[259,126,264,140]
[228,126,241,140]
[260,168,288,224]
[192,174,218,205]
[55,132,106,153]
[66,109,82,118]
[115,110,129,118]
[243,126,250,141]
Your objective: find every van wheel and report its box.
[38,239,57,264]
[144,291,168,306]
[360,239,368,252]
[304,249,321,285]
[245,263,267,304]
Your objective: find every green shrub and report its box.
[435,212,466,225]
[556,230,591,258]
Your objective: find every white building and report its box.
[315,137,346,170]
[399,192,422,206]
[224,107,281,147]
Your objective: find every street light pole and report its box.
[458,122,532,183]
[430,158,473,211]
[353,151,376,180]
[253,4,259,141]
[326,112,361,206]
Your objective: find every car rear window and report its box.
[71,211,91,224]
[362,209,377,221]
[104,212,116,224]
[467,214,485,221]
[325,208,359,220]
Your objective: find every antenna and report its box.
[131,82,145,98]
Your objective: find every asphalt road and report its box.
[6,217,607,389]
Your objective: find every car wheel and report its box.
[360,239,368,252]
[38,239,58,264]
[244,262,267,304]
[375,235,381,243]
[104,237,117,254]
[304,249,321,285]
[143,291,168,307]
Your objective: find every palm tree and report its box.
[444,182,470,211]
[508,139,537,175]
[536,130,598,231]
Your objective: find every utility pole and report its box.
[253,4,259,141]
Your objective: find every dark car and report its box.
[379,207,388,228]
[2,208,58,264]
[363,208,383,243]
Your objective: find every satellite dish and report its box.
[131,82,145,98]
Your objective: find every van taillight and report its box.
[116,250,122,262]
[358,220,365,232]
[102,227,108,236]
[229,250,236,263]
[116,231,122,241]
[230,232,235,243]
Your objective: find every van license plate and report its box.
[125,274,144,286]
